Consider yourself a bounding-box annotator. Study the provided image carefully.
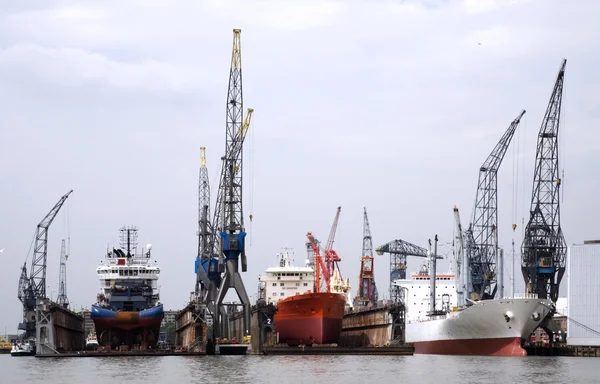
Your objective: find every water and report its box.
[1,354,596,383]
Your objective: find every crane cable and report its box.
[561,77,567,204]
[248,111,255,246]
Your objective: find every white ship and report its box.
[85,331,99,350]
[10,339,35,357]
[395,265,554,356]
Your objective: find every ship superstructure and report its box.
[91,226,164,349]
[258,249,315,306]
[395,265,457,322]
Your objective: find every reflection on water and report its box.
[1,354,597,384]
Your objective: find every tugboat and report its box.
[91,226,164,350]
[85,330,99,350]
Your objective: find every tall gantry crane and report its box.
[56,239,69,308]
[356,207,378,307]
[210,29,254,336]
[196,147,217,308]
[18,190,72,338]
[522,59,567,303]
[465,110,525,301]
[376,239,441,304]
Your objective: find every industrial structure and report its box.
[462,110,525,302]
[56,239,69,308]
[18,190,73,339]
[375,239,440,304]
[209,29,254,336]
[521,59,567,303]
[195,146,217,314]
[355,207,378,307]
[178,29,255,352]
[15,189,84,355]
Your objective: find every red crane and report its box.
[356,207,378,307]
[306,207,352,305]
[323,207,344,286]
[306,232,328,292]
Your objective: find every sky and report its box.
[1,0,599,334]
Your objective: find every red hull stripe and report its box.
[413,337,527,357]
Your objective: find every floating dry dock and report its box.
[35,350,205,358]
[263,345,414,355]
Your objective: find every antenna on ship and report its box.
[119,225,138,258]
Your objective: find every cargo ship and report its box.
[395,265,554,356]
[259,248,346,346]
[91,226,164,349]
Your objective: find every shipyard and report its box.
[1,1,600,383]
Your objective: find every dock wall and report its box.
[526,344,600,357]
[175,303,207,353]
[339,304,405,347]
[36,299,85,354]
[225,302,276,354]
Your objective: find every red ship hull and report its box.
[413,337,527,356]
[274,292,346,346]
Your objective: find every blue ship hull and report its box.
[91,304,164,348]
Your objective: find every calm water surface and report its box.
[1,354,596,383]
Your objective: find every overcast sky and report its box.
[1,0,599,334]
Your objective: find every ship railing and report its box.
[505,293,539,300]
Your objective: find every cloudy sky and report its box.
[1,0,599,333]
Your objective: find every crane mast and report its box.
[356,207,378,307]
[465,110,525,301]
[521,59,567,303]
[453,205,466,308]
[196,147,217,304]
[56,239,69,308]
[211,29,253,336]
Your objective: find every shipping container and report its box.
[567,242,600,346]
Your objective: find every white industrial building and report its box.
[567,241,600,346]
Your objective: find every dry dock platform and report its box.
[263,345,414,355]
[35,350,206,358]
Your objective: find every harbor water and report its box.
[1,354,596,383]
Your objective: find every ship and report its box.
[85,330,99,350]
[10,339,35,356]
[395,265,554,356]
[0,336,13,354]
[258,248,346,346]
[91,226,164,350]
